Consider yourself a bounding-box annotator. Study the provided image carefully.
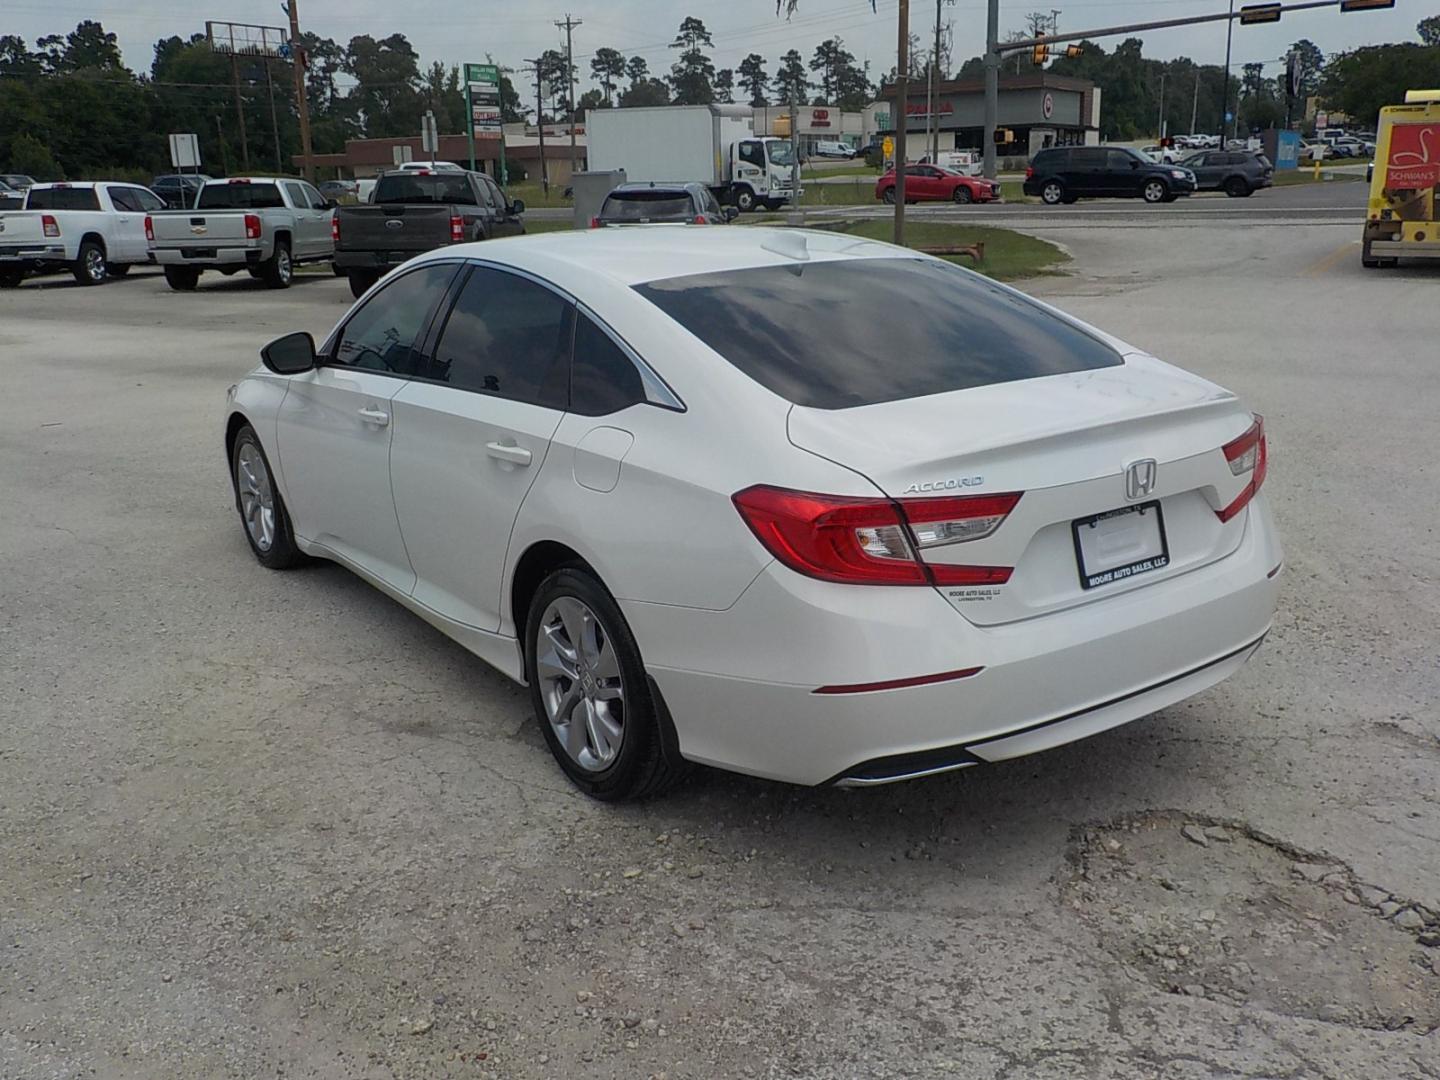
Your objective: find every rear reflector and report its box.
[41,214,59,238]
[814,667,983,695]
[732,485,1021,587]
[1217,414,1267,522]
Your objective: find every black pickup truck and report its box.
[332,169,526,297]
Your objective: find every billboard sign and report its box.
[465,63,503,138]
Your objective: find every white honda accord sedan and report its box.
[224,227,1281,800]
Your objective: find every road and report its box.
[1,212,1436,1080]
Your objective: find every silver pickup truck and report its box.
[148,177,335,291]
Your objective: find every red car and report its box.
[875,165,1000,205]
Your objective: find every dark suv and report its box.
[1177,150,1273,197]
[1023,146,1196,205]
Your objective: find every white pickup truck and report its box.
[147,176,336,291]
[0,181,166,287]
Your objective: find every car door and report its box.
[909,166,941,200]
[1105,149,1142,196]
[387,264,573,631]
[300,182,335,256]
[1063,149,1102,195]
[103,186,146,263]
[485,178,525,236]
[273,262,460,593]
[130,187,167,258]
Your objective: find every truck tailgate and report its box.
[336,205,457,254]
[0,212,50,248]
[150,211,253,245]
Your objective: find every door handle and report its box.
[357,407,390,426]
[486,441,532,466]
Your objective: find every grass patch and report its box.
[822,219,1069,281]
[1271,168,1366,186]
[521,217,578,233]
[797,177,1031,207]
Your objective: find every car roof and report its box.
[608,182,704,193]
[414,225,915,289]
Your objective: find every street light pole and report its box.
[982,0,999,179]
[1221,0,1236,144]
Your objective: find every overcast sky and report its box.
[4,0,1423,87]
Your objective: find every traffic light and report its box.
[1065,44,1083,59]
[1339,0,1395,10]
[1031,44,1049,65]
[993,128,1014,145]
[1238,3,1282,24]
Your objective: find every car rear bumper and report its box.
[630,495,1282,787]
[153,246,262,266]
[0,243,67,263]
[334,250,428,270]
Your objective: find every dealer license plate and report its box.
[1072,501,1169,590]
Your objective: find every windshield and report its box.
[197,182,284,209]
[766,142,795,167]
[634,257,1122,410]
[374,173,478,205]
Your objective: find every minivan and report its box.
[1023,145,1197,205]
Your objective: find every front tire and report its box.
[231,424,304,569]
[1041,180,1065,205]
[525,568,686,801]
[733,188,757,213]
[952,185,973,204]
[1142,179,1169,204]
[262,240,293,289]
[163,266,201,291]
[1224,176,1249,198]
[881,187,896,204]
[72,240,108,285]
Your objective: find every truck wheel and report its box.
[0,268,23,289]
[734,189,756,213]
[163,266,201,291]
[347,270,379,299]
[331,262,347,277]
[262,241,293,289]
[72,240,108,285]
[1224,176,1250,198]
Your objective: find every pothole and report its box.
[1062,812,1440,1034]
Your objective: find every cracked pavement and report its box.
[1,220,1437,1079]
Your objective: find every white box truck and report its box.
[586,104,801,213]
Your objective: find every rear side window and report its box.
[634,257,1122,410]
[332,263,458,376]
[197,183,284,209]
[571,314,646,415]
[374,174,479,206]
[425,267,572,408]
[601,192,694,221]
[26,187,101,211]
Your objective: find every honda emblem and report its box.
[1125,459,1158,501]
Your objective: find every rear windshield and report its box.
[601,192,693,220]
[634,257,1123,410]
[26,187,101,211]
[197,182,285,209]
[374,174,478,205]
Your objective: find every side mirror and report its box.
[723,206,739,222]
[261,331,316,375]
[1130,160,1141,169]
[509,198,525,215]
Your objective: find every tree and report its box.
[1419,16,1440,47]
[809,37,854,103]
[0,34,44,78]
[737,53,768,106]
[714,68,735,104]
[669,17,715,104]
[774,48,808,105]
[61,20,125,72]
[590,46,626,106]
[577,88,605,116]
[9,132,61,179]
[1286,39,1324,101]
[619,78,670,107]
[625,55,649,88]
[836,60,872,112]
[1320,43,1440,128]
[344,33,422,139]
[535,48,573,121]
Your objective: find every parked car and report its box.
[0,181,165,287]
[150,173,212,209]
[876,165,1000,205]
[1178,151,1273,196]
[0,173,36,191]
[917,150,983,175]
[334,169,525,298]
[357,178,378,203]
[148,176,336,291]
[593,182,736,226]
[812,140,855,159]
[319,179,359,201]
[1140,144,1182,164]
[396,160,465,173]
[1023,146,1196,205]
[224,228,1281,799]
[0,179,22,209]
[1327,136,1373,159]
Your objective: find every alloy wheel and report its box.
[1144,180,1166,203]
[236,442,276,552]
[85,247,106,282]
[535,596,626,773]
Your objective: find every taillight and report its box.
[243,213,261,240]
[1025,165,1035,178]
[331,215,340,244]
[144,215,154,242]
[694,214,707,224]
[732,486,1020,587]
[42,214,59,238]
[1217,415,1267,523]
[450,215,464,242]
[589,216,602,229]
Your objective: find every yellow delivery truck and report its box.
[1362,89,1440,268]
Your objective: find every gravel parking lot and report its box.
[2,225,1437,1080]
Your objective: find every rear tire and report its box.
[0,267,23,288]
[1041,180,1065,205]
[262,240,293,289]
[525,568,688,801]
[1224,176,1249,198]
[331,262,346,277]
[347,270,379,299]
[163,266,201,291]
[72,240,108,285]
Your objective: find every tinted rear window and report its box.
[601,192,694,220]
[634,257,1122,410]
[197,183,285,209]
[374,174,478,205]
[26,187,101,211]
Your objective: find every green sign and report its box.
[463,62,507,183]
[465,63,499,85]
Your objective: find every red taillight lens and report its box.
[1025,165,1035,178]
[144,215,154,242]
[450,215,464,242]
[243,213,261,239]
[694,214,707,224]
[589,216,602,229]
[331,215,340,244]
[732,486,1020,587]
[1217,415,1267,523]
[42,214,60,238]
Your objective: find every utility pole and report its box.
[526,60,549,195]
[555,15,582,176]
[229,53,250,172]
[285,0,315,180]
[927,0,942,162]
[1221,0,1235,145]
[1156,69,1166,139]
[1191,68,1201,136]
[982,0,998,179]
[265,58,283,172]
[893,0,909,244]
[214,114,229,176]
